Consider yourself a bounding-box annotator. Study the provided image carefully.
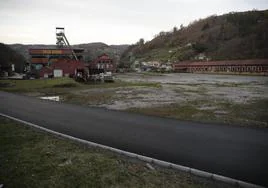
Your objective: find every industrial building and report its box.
[27,27,87,78]
[27,28,115,79]
[173,59,268,75]
[29,48,85,78]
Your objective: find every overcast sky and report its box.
[0,0,267,45]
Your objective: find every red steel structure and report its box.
[27,27,87,78]
[38,59,85,78]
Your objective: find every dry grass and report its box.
[0,117,234,188]
[128,99,268,128]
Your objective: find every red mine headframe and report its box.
[56,27,78,61]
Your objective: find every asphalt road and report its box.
[1,91,268,187]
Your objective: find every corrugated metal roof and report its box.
[173,59,268,67]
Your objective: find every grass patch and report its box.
[138,72,165,76]
[52,83,78,88]
[128,99,268,128]
[62,92,114,105]
[0,117,233,188]
[217,99,268,127]
[128,103,216,123]
[0,77,80,92]
[213,82,248,87]
[87,80,162,89]
[0,78,161,94]
[174,86,208,96]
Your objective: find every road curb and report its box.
[0,113,265,188]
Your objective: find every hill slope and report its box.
[120,10,268,67]
[0,43,27,73]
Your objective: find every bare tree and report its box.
[173,26,178,33]
[139,38,144,45]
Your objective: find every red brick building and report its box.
[38,59,85,78]
[173,59,268,74]
[88,54,115,72]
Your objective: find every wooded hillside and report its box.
[0,43,27,73]
[120,10,268,67]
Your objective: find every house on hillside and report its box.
[149,61,161,68]
[131,61,141,72]
[160,63,173,72]
[195,53,207,61]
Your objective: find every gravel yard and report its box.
[97,73,268,127]
[95,73,267,108]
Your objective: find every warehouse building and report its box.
[29,48,86,78]
[173,59,268,75]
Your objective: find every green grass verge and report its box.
[128,103,216,123]
[0,78,161,93]
[128,99,268,128]
[0,78,161,106]
[62,92,114,106]
[0,77,80,92]
[0,117,233,188]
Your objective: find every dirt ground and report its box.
[67,73,268,127]
[103,73,267,109]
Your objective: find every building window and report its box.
[33,64,43,70]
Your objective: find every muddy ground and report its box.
[95,73,267,109]
[66,73,268,127]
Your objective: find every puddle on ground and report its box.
[40,96,60,102]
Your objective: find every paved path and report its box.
[1,91,267,186]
